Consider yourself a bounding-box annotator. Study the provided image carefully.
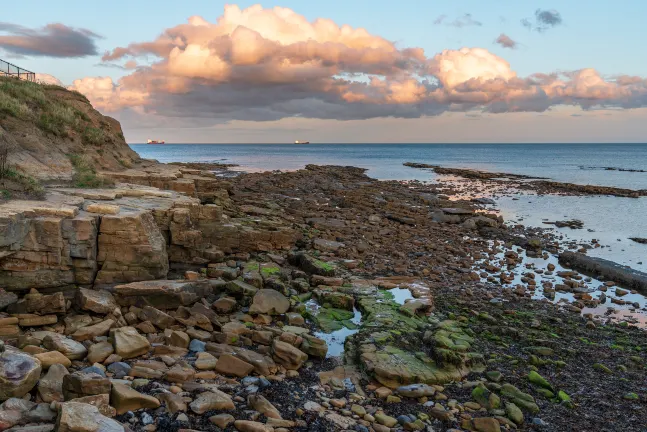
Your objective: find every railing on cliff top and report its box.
[0,58,36,82]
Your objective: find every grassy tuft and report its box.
[1,167,45,198]
[69,154,114,188]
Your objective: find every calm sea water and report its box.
[131,143,647,271]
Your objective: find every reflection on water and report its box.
[475,242,647,327]
[306,300,362,358]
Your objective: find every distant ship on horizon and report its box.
[147,139,165,144]
[294,140,310,144]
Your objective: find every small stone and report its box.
[210,413,235,428]
[215,354,255,377]
[189,390,235,413]
[87,342,114,364]
[110,383,161,415]
[34,351,72,369]
[195,352,218,370]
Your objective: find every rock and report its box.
[189,339,206,353]
[76,289,118,314]
[111,327,150,359]
[233,420,274,432]
[167,330,190,349]
[396,384,436,398]
[195,352,218,370]
[114,280,212,309]
[271,340,308,370]
[42,335,87,360]
[24,292,66,315]
[472,385,501,410]
[299,335,328,358]
[248,394,282,419]
[71,319,114,342]
[18,315,58,327]
[62,372,111,400]
[86,204,120,215]
[34,351,72,368]
[38,364,69,402]
[87,342,114,364]
[505,402,524,425]
[0,346,42,401]
[313,238,345,252]
[210,413,235,429]
[139,305,176,328]
[286,312,304,326]
[56,402,124,432]
[528,371,553,390]
[293,253,336,276]
[189,390,235,414]
[215,354,255,377]
[375,413,398,427]
[249,289,290,315]
[0,291,18,311]
[472,417,501,432]
[0,398,56,430]
[213,297,238,313]
[107,362,131,379]
[110,383,160,415]
[157,392,187,414]
[500,384,539,414]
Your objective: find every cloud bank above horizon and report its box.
[64,4,647,125]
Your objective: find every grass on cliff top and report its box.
[69,154,114,188]
[0,77,104,145]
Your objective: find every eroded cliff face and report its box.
[0,78,139,181]
[0,182,301,291]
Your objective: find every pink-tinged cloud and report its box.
[71,4,647,123]
[495,33,517,49]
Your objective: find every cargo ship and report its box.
[294,140,310,144]
[147,139,165,144]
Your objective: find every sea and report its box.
[131,143,647,273]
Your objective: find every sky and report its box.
[2,0,647,143]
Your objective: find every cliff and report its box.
[0,77,139,182]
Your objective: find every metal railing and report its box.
[0,58,36,82]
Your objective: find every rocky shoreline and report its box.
[0,164,645,432]
[404,162,647,198]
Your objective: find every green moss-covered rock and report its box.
[360,344,470,389]
[593,363,613,374]
[307,305,355,333]
[501,384,539,414]
[505,402,524,425]
[472,384,501,410]
[528,371,553,390]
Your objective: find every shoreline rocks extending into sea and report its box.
[0,162,645,432]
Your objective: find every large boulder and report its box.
[76,288,118,314]
[0,345,41,401]
[113,280,211,309]
[249,289,290,315]
[94,211,169,287]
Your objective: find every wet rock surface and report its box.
[0,164,644,432]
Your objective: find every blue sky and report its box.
[3,1,647,143]
[8,0,647,83]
